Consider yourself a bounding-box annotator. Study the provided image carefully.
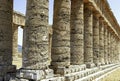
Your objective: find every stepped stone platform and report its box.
[10,63,120,81]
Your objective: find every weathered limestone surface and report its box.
[107,31,111,63]
[99,19,105,65]
[110,34,114,63]
[93,13,100,66]
[104,26,108,64]
[22,0,49,69]
[12,24,18,59]
[0,0,13,66]
[51,0,71,68]
[70,0,84,65]
[84,3,95,68]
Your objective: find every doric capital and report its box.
[84,2,94,10]
[93,11,100,19]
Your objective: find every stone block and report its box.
[16,69,45,80]
[44,69,54,78]
[65,75,74,81]
[0,65,16,76]
[16,69,54,80]
[86,63,95,68]
[55,67,70,75]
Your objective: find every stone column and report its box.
[99,18,105,65]
[70,0,84,65]
[84,3,95,68]
[113,36,116,63]
[48,27,52,62]
[51,0,71,68]
[104,25,108,64]
[114,37,116,63]
[17,0,53,80]
[117,39,120,62]
[0,0,16,80]
[12,24,18,61]
[107,30,111,64]
[93,12,100,66]
[110,34,114,63]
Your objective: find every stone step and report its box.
[41,77,65,81]
[74,64,120,81]
[65,67,99,81]
[100,64,116,70]
[55,64,86,75]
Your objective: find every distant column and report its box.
[107,31,111,64]
[110,34,114,63]
[51,0,71,68]
[99,18,105,65]
[84,3,95,68]
[70,0,84,65]
[12,24,18,61]
[104,25,108,64]
[93,12,100,66]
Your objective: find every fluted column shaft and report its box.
[93,13,100,66]
[104,27,108,64]
[51,0,71,68]
[99,19,105,65]
[84,3,95,68]
[110,34,114,63]
[113,36,116,63]
[70,0,84,65]
[107,31,111,63]
[23,0,49,69]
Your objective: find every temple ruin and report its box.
[0,0,120,81]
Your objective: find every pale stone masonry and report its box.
[1,0,120,81]
[93,12,100,66]
[12,24,18,59]
[22,0,50,69]
[70,0,84,65]
[51,0,71,68]
[99,18,105,65]
[84,3,95,68]
[104,26,108,64]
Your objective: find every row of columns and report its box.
[13,0,120,69]
[51,1,120,69]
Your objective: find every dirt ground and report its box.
[102,68,120,81]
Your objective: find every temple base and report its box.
[16,68,54,81]
[85,63,95,68]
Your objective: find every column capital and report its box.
[93,11,100,19]
[99,17,104,22]
[85,2,94,10]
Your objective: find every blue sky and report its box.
[14,0,120,46]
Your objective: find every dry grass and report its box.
[102,68,120,81]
